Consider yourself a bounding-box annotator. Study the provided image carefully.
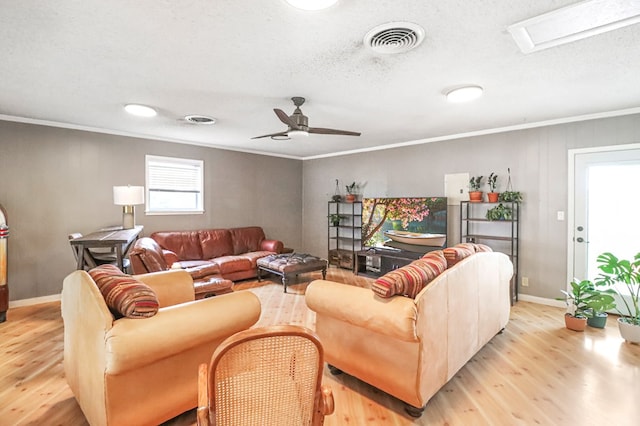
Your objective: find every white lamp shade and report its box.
[113,186,145,205]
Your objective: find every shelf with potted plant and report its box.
[460,198,520,304]
[327,200,362,270]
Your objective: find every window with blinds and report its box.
[145,155,204,214]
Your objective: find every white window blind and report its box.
[145,155,204,214]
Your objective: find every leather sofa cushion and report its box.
[229,226,266,255]
[129,237,168,273]
[183,263,222,279]
[199,229,234,259]
[152,231,203,261]
[372,250,447,299]
[89,264,159,318]
[238,251,277,268]
[213,256,252,274]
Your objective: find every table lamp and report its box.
[113,186,145,229]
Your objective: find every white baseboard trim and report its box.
[518,294,566,308]
[9,293,61,308]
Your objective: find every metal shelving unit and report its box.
[460,200,519,304]
[327,201,362,270]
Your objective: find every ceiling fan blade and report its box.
[251,130,289,140]
[308,127,361,136]
[274,109,298,128]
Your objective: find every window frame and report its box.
[145,154,204,215]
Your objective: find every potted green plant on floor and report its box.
[594,252,640,342]
[560,279,593,331]
[468,176,483,202]
[584,291,617,328]
[486,172,499,202]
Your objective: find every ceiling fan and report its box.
[252,97,361,140]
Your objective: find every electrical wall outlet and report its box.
[522,277,529,287]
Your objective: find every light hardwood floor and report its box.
[1,268,639,425]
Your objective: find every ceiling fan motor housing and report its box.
[291,110,309,130]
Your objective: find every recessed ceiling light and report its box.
[285,0,338,11]
[446,86,484,103]
[184,115,217,125]
[124,104,157,117]
[508,0,640,54]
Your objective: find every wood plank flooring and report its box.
[1,267,639,425]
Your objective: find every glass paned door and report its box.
[572,147,640,314]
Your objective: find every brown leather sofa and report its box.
[129,227,284,294]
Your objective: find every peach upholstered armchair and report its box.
[197,325,334,426]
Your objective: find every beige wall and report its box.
[302,113,640,299]
[3,113,639,302]
[0,121,302,301]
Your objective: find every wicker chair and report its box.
[197,325,335,426]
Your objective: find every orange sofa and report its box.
[305,246,513,416]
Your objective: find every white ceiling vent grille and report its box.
[184,115,216,125]
[364,22,425,54]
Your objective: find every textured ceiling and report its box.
[0,0,639,159]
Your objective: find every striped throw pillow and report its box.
[443,243,476,268]
[372,250,447,299]
[89,264,159,318]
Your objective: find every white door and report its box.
[571,146,640,284]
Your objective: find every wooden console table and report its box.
[69,226,143,271]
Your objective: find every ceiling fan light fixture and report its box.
[446,86,484,103]
[285,0,338,11]
[271,135,291,141]
[288,129,309,138]
[124,103,157,117]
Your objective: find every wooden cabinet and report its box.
[460,201,519,303]
[327,201,362,270]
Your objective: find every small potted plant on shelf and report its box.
[468,176,483,202]
[345,182,358,203]
[331,179,342,202]
[485,203,512,221]
[328,214,344,227]
[594,252,640,342]
[498,168,522,203]
[487,172,499,202]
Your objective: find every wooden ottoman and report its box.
[257,253,327,293]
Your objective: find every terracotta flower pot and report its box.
[565,313,587,331]
[487,192,499,203]
[345,194,356,203]
[469,191,483,202]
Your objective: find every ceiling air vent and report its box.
[184,115,216,125]
[364,22,425,54]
